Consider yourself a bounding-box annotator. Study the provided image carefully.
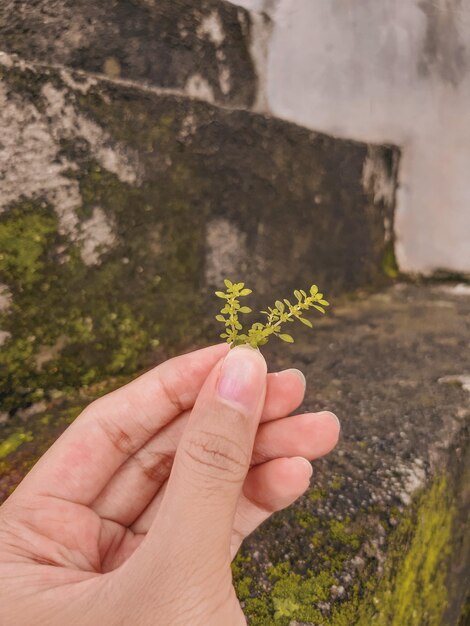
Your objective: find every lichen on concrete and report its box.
[360,476,454,626]
[0,54,397,416]
[233,473,460,625]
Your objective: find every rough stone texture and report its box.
[0,284,468,624]
[239,283,470,625]
[0,0,257,107]
[0,53,398,414]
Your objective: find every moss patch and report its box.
[0,197,161,412]
[0,430,33,459]
[1,58,401,413]
[358,476,454,626]
[233,475,458,625]
[0,203,57,288]
[382,240,399,279]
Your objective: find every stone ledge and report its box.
[0,0,257,107]
[235,283,470,625]
[0,53,398,414]
[0,284,468,624]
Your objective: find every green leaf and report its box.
[216,279,329,349]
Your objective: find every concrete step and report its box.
[0,283,468,624]
[0,52,398,415]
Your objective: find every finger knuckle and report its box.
[136,449,174,483]
[184,430,249,481]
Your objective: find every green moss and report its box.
[0,202,57,287]
[0,157,203,411]
[329,474,344,491]
[358,476,454,626]
[233,474,460,626]
[269,565,334,624]
[295,509,317,529]
[242,596,274,626]
[328,518,361,551]
[457,595,470,626]
[382,240,399,279]
[0,430,33,459]
[332,477,454,625]
[0,80,215,413]
[233,510,369,625]
[308,486,327,502]
[0,211,158,411]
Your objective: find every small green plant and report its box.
[215,279,329,348]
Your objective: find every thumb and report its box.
[149,345,267,559]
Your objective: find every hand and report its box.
[0,344,340,625]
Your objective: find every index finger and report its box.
[15,343,229,505]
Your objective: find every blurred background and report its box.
[0,1,469,624]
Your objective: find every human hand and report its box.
[0,344,340,625]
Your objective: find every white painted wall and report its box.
[230,0,470,274]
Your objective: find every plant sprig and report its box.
[215,279,329,348]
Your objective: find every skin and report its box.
[0,344,340,625]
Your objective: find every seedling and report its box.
[215,279,329,348]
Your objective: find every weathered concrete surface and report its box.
[0,53,398,415]
[0,0,257,107]
[0,283,468,624]
[229,0,470,277]
[237,282,470,625]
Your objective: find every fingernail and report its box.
[292,456,313,478]
[323,411,341,430]
[218,345,267,413]
[286,368,306,387]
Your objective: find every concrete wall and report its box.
[230,0,470,275]
[0,26,397,415]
